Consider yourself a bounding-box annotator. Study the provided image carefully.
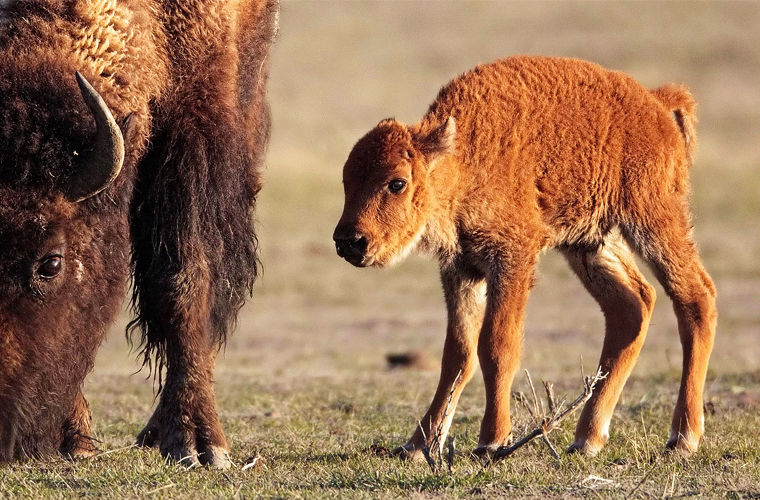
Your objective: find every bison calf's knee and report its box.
[335,56,715,457]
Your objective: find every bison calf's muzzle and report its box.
[333,225,368,266]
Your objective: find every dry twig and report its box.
[524,369,544,418]
[420,370,462,473]
[92,443,137,459]
[544,381,556,415]
[513,392,538,421]
[490,367,607,463]
[446,436,456,473]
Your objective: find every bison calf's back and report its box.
[334,56,716,458]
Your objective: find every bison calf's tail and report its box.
[651,83,698,167]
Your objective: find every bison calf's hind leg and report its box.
[394,265,486,460]
[562,233,656,455]
[626,208,717,454]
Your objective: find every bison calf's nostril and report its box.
[351,236,368,253]
[333,231,368,262]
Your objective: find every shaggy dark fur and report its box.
[0,0,278,467]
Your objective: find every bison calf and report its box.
[334,56,716,457]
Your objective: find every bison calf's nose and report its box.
[333,227,368,264]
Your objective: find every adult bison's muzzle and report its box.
[332,225,369,266]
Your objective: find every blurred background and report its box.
[91,0,759,444]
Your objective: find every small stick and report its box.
[543,381,556,415]
[92,443,137,458]
[542,434,560,459]
[417,421,438,473]
[446,436,456,473]
[430,370,462,457]
[514,392,538,421]
[146,483,175,495]
[524,369,544,419]
[490,368,607,463]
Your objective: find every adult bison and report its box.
[0,0,278,467]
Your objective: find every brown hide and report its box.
[0,0,277,464]
[335,56,716,457]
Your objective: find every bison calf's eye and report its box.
[38,255,63,279]
[388,179,407,194]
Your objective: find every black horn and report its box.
[66,72,126,202]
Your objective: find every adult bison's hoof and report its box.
[61,392,100,459]
[66,436,100,459]
[137,403,232,469]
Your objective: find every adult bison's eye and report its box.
[388,179,407,194]
[38,255,63,279]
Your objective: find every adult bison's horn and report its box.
[66,72,126,202]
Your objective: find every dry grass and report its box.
[2,1,759,497]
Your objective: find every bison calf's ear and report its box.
[417,116,456,162]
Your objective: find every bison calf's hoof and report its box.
[471,443,505,463]
[567,440,604,457]
[666,434,700,457]
[390,443,426,462]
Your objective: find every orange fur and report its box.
[335,56,716,457]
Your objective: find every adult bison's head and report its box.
[0,72,131,459]
[333,117,456,267]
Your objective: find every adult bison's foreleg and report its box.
[131,255,233,468]
[394,263,486,460]
[136,324,229,468]
[130,103,259,468]
[474,252,537,458]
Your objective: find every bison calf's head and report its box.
[334,117,456,267]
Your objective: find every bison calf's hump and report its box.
[0,0,278,463]
[335,55,713,458]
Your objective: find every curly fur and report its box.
[0,0,277,462]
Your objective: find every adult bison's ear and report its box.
[416,116,456,163]
[65,72,129,202]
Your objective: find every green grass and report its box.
[2,1,759,497]
[2,373,759,498]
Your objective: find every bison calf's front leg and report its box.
[474,259,536,458]
[394,266,486,460]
